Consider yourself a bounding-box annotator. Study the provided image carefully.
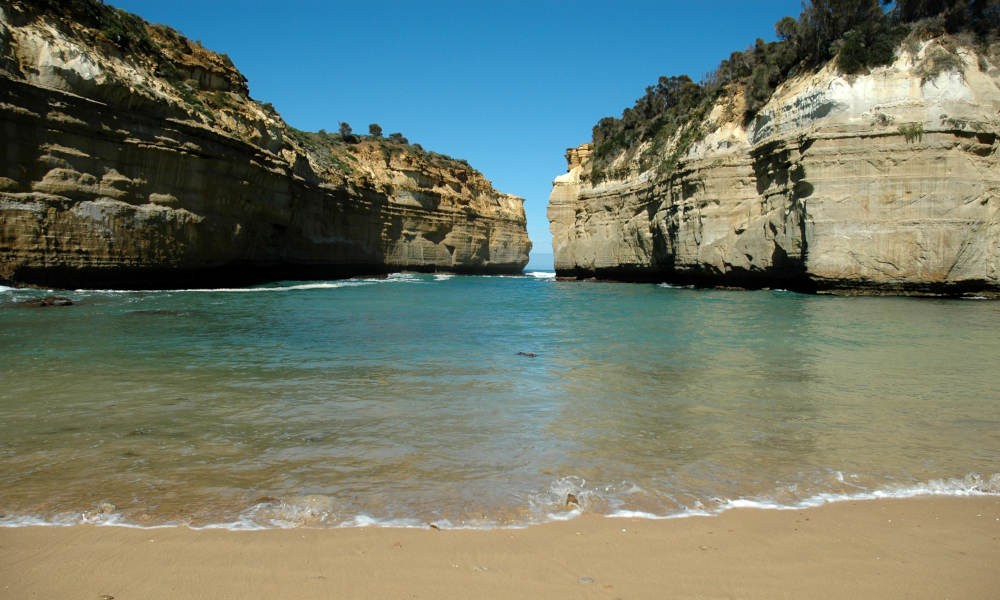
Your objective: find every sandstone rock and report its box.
[549,38,1000,296]
[0,1,529,289]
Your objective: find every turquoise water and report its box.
[1,274,998,528]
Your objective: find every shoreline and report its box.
[2,486,998,531]
[3,496,997,599]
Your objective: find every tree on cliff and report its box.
[368,123,383,137]
[338,122,360,144]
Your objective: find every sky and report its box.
[110,0,804,268]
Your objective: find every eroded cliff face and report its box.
[549,37,1000,295]
[0,1,529,288]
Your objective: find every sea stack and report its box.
[548,30,999,296]
[0,0,530,289]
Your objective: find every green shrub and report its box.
[898,122,925,142]
[838,21,907,74]
[210,90,231,108]
[916,46,965,82]
[589,75,708,181]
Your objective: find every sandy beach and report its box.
[2,496,997,599]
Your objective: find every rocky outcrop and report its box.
[549,37,1000,296]
[0,1,529,289]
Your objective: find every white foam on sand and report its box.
[4,473,997,531]
[0,515,72,527]
[608,472,1000,520]
[0,509,176,529]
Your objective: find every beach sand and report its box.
[2,496,997,599]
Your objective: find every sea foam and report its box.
[606,472,1000,520]
[2,472,996,530]
[66,272,432,294]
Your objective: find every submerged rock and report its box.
[16,296,73,307]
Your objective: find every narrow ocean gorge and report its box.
[1,274,998,529]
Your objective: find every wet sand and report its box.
[2,496,998,599]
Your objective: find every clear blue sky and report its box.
[110,0,803,266]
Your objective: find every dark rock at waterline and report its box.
[15,295,73,307]
[566,493,580,508]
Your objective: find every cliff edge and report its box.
[549,14,999,296]
[0,0,530,288]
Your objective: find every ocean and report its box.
[1,273,998,529]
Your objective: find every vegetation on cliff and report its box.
[5,0,246,119]
[3,0,478,184]
[588,0,999,182]
[286,126,472,179]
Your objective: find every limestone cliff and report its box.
[549,36,1000,296]
[0,0,529,288]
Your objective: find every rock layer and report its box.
[0,1,529,289]
[549,38,1000,295]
